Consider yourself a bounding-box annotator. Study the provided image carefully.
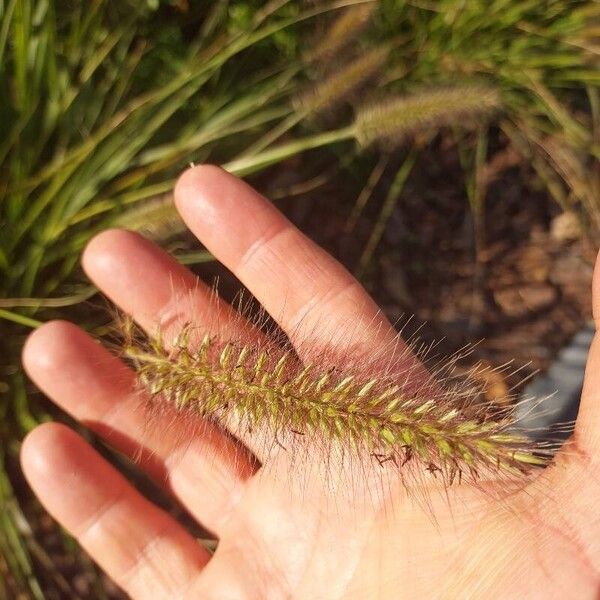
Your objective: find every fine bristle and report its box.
[122,320,552,490]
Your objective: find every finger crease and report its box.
[287,277,359,334]
[75,485,128,542]
[237,221,290,273]
[116,519,181,592]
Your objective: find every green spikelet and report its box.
[124,329,548,483]
[353,85,502,148]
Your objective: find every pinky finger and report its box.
[21,423,208,600]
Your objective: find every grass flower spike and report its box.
[294,46,389,116]
[354,85,502,147]
[308,4,376,62]
[124,321,550,489]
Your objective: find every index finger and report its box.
[174,165,400,358]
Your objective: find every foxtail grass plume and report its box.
[307,3,376,62]
[353,85,502,148]
[294,46,389,116]
[124,322,550,488]
[115,194,184,241]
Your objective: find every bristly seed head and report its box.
[123,325,550,486]
[306,4,377,63]
[293,46,389,116]
[353,84,502,148]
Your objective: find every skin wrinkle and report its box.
[176,166,392,347]
[24,325,177,482]
[467,453,598,598]
[291,509,329,599]
[29,426,210,599]
[84,230,238,342]
[540,457,600,582]
[540,521,600,591]
[456,519,526,598]
[163,442,248,533]
[373,487,532,598]
[237,219,290,275]
[310,508,377,600]
[203,518,292,600]
[154,288,201,336]
[255,518,312,599]
[80,385,182,480]
[530,529,598,598]
[43,275,258,529]
[86,383,139,433]
[276,501,336,600]
[287,277,365,340]
[152,280,243,344]
[74,484,129,543]
[109,519,182,596]
[257,479,349,599]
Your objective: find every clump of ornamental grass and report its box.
[122,318,554,491]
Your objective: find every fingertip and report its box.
[174,163,227,210]
[22,318,134,421]
[82,225,201,325]
[22,320,81,381]
[22,422,210,598]
[21,422,78,487]
[174,163,269,231]
[173,164,285,271]
[82,228,139,282]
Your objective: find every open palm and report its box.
[22,166,600,599]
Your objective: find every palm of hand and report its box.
[22,166,600,599]
[212,450,600,599]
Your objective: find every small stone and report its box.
[550,211,582,242]
[518,284,557,310]
[494,283,557,317]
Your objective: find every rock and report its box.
[493,283,557,318]
[550,211,583,242]
[518,323,594,442]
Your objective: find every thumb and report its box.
[571,250,600,454]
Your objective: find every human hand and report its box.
[21,166,600,599]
